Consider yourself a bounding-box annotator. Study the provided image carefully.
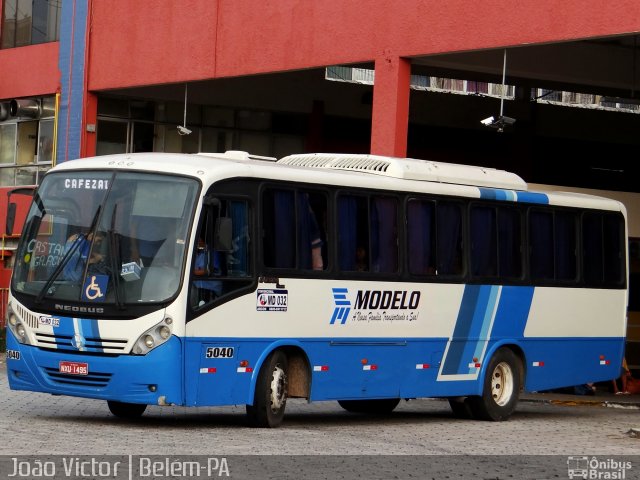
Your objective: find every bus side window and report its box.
[555,211,578,281]
[436,201,463,276]
[603,214,625,285]
[226,200,250,276]
[470,205,497,277]
[370,196,398,273]
[497,207,522,278]
[262,188,327,271]
[190,199,251,310]
[338,195,369,272]
[583,212,625,287]
[529,209,554,281]
[407,199,436,275]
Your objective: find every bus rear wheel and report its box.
[338,398,400,414]
[468,348,521,421]
[107,401,147,419]
[246,350,288,428]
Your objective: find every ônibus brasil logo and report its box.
[330,287,420,325]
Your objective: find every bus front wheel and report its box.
[246,350,289,428]
[337,398,400,414]
[468,348,521,421]
[107,401,147,419]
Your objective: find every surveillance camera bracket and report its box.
[177,83,191,135]
[480,49,516,132]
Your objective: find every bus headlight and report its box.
[144,335,155,349]
[132,317,173,355]
[16,324,26,338]
[6,307,31,345]
[159,326,171,340]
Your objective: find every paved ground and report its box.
[1,358,639,479]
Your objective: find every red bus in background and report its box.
[0,186,35,329]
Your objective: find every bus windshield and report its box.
[12,171,199,308]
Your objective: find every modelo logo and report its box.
[54,304,105,314]
[354,290,420,310]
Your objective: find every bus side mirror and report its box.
[6,203,16,236]
[6,186,36,236]
[214,217,233,252]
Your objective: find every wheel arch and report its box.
[248,340,311,404]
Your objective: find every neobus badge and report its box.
[256,289,288,312]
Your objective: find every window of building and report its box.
[0,96,54,186]
[1,0,61,49]
[96,97,305,158]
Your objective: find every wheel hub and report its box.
[269,365,287,412]
[491,361,514,406]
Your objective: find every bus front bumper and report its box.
[5,332,183,406]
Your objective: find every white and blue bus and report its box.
[5,151,628,426]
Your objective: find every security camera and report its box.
[177,125,192,136]
[500,116,516,126]
[480,115,516,131]
[480,116,495,126]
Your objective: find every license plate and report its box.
[59,361,89,376]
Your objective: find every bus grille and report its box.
[16,304,39,328]
[43,367,112,388]
[35,332,128,353]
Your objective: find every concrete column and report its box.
[81,92,98,158]
[370,54,411,157]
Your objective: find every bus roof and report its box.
[49,151,625,213]
[278,153,527,190]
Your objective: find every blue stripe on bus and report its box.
[81,317,102,352]
[53,316,75,338]
[440,285,500,375]
[490,286,535,339]
[515,191,548,204]
[51,316,102,352]
[479,188,517,201]
[479,188,548,204]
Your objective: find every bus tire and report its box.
[246,350,288,428]
[468,348,521,421]
[337,398,400,414]
[107,401,147,419]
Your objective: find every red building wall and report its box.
[0,42,59,98]
[87,0,640,89]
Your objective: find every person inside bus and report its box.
[192,238,222,306]
[355,246,368,271]
[299,193,325,271]
[62,231,107,282]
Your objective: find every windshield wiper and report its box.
[35,205,102,304]
[108,204,125,310]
